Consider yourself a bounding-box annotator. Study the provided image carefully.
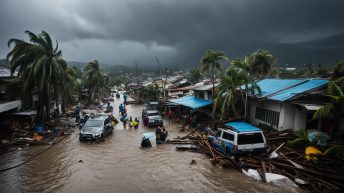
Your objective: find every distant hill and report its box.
[67,61,87,69]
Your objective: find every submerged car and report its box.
[79,115,113,141]
[208,122,267,155]
[142,109,163,128]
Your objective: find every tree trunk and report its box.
[244,83,248,120]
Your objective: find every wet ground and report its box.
[0,96,302,193]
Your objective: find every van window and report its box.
[215,130,222,138]
[222,132,234,141]
[238,133,264,145]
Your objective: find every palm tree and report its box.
[83,60,103,104]
[214,67,249,119]
[248,49,276,79]
[56,60,77,111]
[313,82,344,136]
[230,57,261,119]
[7,30,66,123]
[187,67,202,84]
[200,50,229,99]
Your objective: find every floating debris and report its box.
[167,130,344,193]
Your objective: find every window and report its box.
[215,130,222,138]
[238,133,264,145]
[222,132,234,141]
[198,92,204,99]
[148,112,160,116]
[255,107,280,127]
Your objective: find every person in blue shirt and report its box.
[119,103,124,115]
[75,106,81,123]
[123,94,128,104]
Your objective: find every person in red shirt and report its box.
[167,109,173,123]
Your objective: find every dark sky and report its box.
[0,0,344,69]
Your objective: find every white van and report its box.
[208,122,267,155]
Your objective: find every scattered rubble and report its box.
[167,130,344,193]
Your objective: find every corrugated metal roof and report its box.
[269,79,328,101]
[193,83,219,91]
[170,95,212,109]
[225,122,261,133]
[248,79,328,101]
[256,79,305,97]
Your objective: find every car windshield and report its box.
[238,133,264,145]
[84,119,103,128]
[148,112,160,116]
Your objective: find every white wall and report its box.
[204,91,209,100]
[281,103,295,130]
[293,108,307,130]
[249,100,282,130]
[249,100,307,131]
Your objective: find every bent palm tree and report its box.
[7,30,66,123]
[200,50,229,99]
[83,60,103,104]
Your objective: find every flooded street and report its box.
[0,97,301,193]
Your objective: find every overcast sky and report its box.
[0,0,344,69]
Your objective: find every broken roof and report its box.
[245,79,329,101]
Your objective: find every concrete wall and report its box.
[249,100,308,131]
[194,90,210,100]
[293,108,307,130]
[249,100,282,130]
[204,91,209,100]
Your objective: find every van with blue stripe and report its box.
[208,122,267,155]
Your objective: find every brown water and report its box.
[0,97,302,193]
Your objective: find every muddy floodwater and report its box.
[0,97,302,193]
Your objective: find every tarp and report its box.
[225,122,261,133]
[170,95,212,109]
[143,132,155,140]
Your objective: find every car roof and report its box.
[224,122,262,133]
[146,110,159,113]
[89,115,108,121]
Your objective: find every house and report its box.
[247,79,329,131]
[193,82,218,100]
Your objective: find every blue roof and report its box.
[269,79,328,101]
[170,95,212,109]
[244,79,328,101]
[256,79,305,97]
[225,122,261,133]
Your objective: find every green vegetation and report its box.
[83,60,110,104]
[212,49,273,120]
[7,30,77,123]
[187,67,202,84]
[199,50,229,98]
[313,82,344,136]
[141,84,160,101]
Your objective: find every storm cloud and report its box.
[0,0,344,69]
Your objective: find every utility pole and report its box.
[155,57,164,98]
[135,60,140,100]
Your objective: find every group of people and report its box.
[141,126,168,148]
[155,126,168,144]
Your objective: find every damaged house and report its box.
[247,79,330,131]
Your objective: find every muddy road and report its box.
[0,97,301,193]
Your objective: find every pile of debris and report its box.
[0,117,75,151]
[167,130,344,193]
